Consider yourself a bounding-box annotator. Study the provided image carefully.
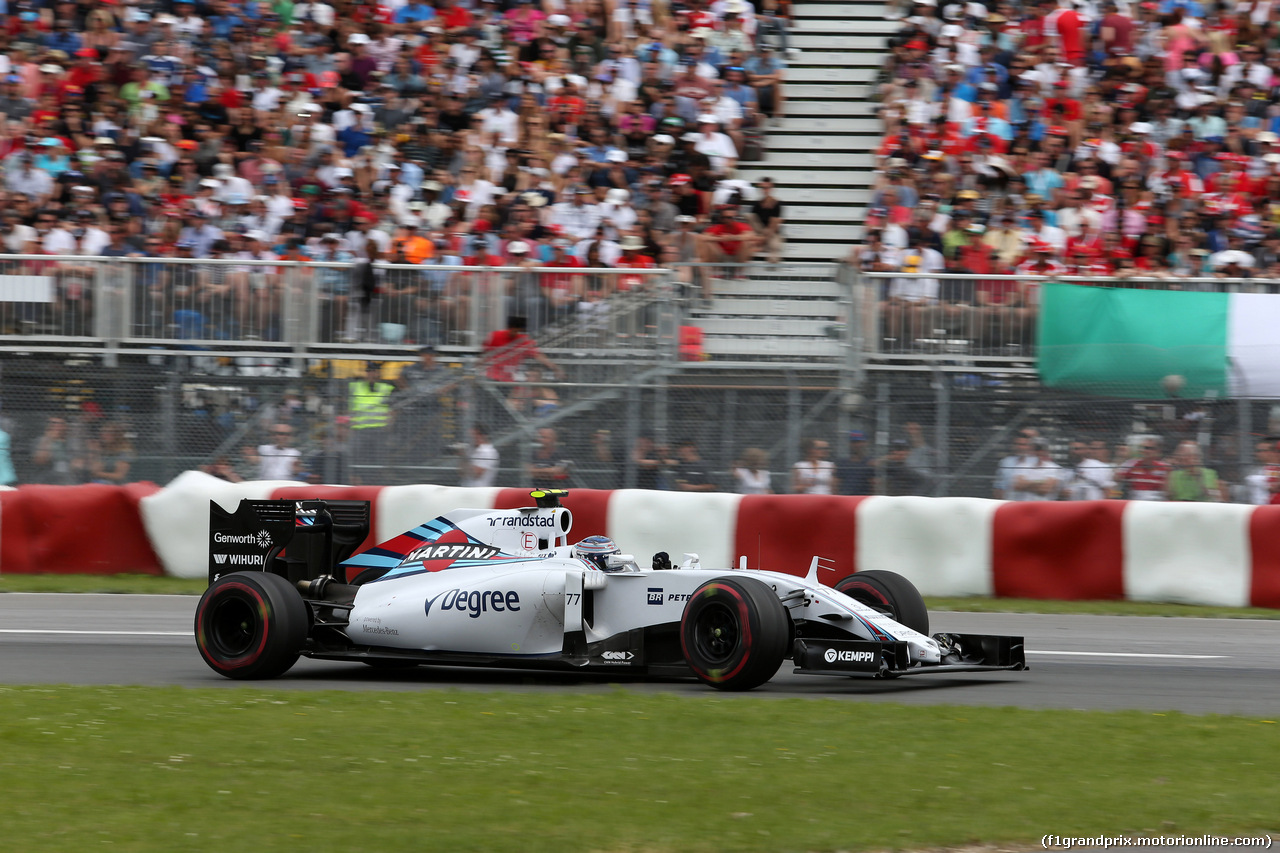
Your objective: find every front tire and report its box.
[834,570,929,636]
[680,577,790,691]
[195,572,309,679]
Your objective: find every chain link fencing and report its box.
[3,263,1277,503]
[12,351,1268,503]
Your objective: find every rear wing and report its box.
[208,499,371,586]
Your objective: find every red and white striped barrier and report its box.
[1,472,1276,609]
[0,482,164,575]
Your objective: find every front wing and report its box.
[793,633,1027,678]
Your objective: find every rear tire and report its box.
[195,572,309,679]
[680,577,790,691]
[834,570,929,636]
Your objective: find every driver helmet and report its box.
[573,535,622,572]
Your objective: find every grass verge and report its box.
[4,574,1280,620]
[924,597,1280,620]
[1,686,1276,853]
[0,574,207,595]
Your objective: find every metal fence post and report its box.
[786,370,801,486]
[94,261,130,367]
[655,369,669,450]
[837,262,867,453]
[658,270,679,362]
[161,367,179,483]
[875,381,890,495]
[624,382,640,489]
[454,360,475,487]
[720,388,737,476]
[863,269,881,358]
[324,359,341,484]
[933,364,950,497]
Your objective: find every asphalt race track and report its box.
[3,593,1279,715]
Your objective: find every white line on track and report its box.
[1029,650,1226,660]
[0,625,186,630]
[0,635,1232,659]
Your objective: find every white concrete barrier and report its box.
[138,471,303,579]
[1123,501,1254,607]
[856,496,1000,597]
[607,489,743,569]
[55,475,1280,610]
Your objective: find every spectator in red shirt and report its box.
[1099,1,1135,56]
[1045,0,1086,66]
[482,315,563,382]
[1116,440,1173,501]
[437,0,474,33]
[700,205,758,276]
[615,235,656,292]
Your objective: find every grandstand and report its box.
[3,0,1276,507]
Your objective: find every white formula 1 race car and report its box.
[196,490,1026,690]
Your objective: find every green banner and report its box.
[1037,284,1230,398]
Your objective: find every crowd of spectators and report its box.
[988,425,1273,502]
[17,381,1280,503]
[0,0,796,342]
[853,0,1280,350]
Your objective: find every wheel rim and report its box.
[691,601,740,665]
[208,595,259,658]
[842,583,896,621]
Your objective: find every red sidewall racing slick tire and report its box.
[680,577,790,691]
[195,571,309,679]
[834,570,929,636]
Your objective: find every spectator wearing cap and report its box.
[692,114,737,175]
[721,65,759,121]
[882,227,943,347]
[477,94,519,146]
[549,187,602,242]
[615,233,656,292]
[748,177,785,264]
[590,154,638,207]
[418,182,453,232]
[639,178,679,232]
[597,188,638,239]
[1149,151,1205,200]
[541,238,586,318]
[1014,239,1067,310]
[504,239,554,330]
[711,12,753,60]
[745,42,787,124]
[6,153,53,202]
[574,224,622,269]
[835,431,873,495]
[703,85,747,156]
[1022,198,1067,252]
[0,77,32,122]
[178,209,224,259]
